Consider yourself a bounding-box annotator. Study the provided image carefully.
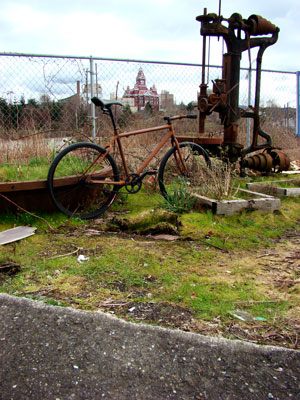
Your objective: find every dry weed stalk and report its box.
[238,120,300,162]
[0,134,52,165]
[196,160,239,200]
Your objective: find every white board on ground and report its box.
[0,226,36,245]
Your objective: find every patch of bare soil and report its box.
[101,301,299,350]
[0,261,21,283]
[108,301,195,328]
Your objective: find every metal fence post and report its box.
[90,57,96,140]
[297,71,300,137]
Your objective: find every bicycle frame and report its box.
[85,115,189,186]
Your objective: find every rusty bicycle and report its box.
[47,97,211,219]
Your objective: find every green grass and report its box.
[0,157,50,182]
[0,210,86,232]
[180,195,300,250]
[159,178,196,213]
[0,228,292,325]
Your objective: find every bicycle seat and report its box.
[91,97,123,109]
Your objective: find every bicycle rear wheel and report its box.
[47,142,120,219]
[158,142,211,199]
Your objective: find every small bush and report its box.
[196,160,239,201]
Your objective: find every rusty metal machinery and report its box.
[180,7,290,173]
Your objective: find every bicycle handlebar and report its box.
[186,114,197,119]
[163,114,197,122]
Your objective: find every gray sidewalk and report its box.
[0,293,299,400]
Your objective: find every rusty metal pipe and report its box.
[201,8,207,85]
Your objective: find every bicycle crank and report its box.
[125,174,142,194]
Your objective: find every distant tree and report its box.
[177,102,186,112]
[0,98,9,128]
[27,98,39,108]
[186,101,195,111]
[117,104,132,128]
[20,96,26,107]
[40,94,51,104]
[0,97,9,115]
[49,101,63,122]
[144,102,153,115]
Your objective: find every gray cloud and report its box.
[0,0,298,72]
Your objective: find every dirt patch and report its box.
[99,299,299,349]
[0,261,21,283]
[113,301,195,328]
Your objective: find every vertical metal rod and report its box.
[85,69,89,106]
[114,81,119,120]
[95,63,99,97]
[90,57,96,139]
[247,67,252,148]
[207,36,210,83]
[297,71,300,137]
[201,8,207,85]
[254,48,264,112]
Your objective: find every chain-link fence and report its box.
[0,53,297,138]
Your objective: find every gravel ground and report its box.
[0,294,299,400]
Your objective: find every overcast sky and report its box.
[0,0,299,72]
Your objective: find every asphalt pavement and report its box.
[0,293,299,400]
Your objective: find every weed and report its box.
[160,178,195,213]
[195,159,240,200]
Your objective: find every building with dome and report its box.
[122,68,159,111]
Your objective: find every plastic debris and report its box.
[228,310,266,322]
[77,255,89,263]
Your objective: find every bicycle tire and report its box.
[158,142,211,199]
[47,142,120,219]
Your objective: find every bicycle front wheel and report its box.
[48,142,120,219]
[158,142,211,199]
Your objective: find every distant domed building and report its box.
[123,67,159,111]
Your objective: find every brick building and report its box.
[159,90,175,111]
[123,68,159,111]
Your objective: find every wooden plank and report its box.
[0,179,47,192]
[286,188,300,195]
[193,190,280,215]
[247,183,285,196]
[0,226,36,245]
[0,167,112,192]
[247,182,300,197]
